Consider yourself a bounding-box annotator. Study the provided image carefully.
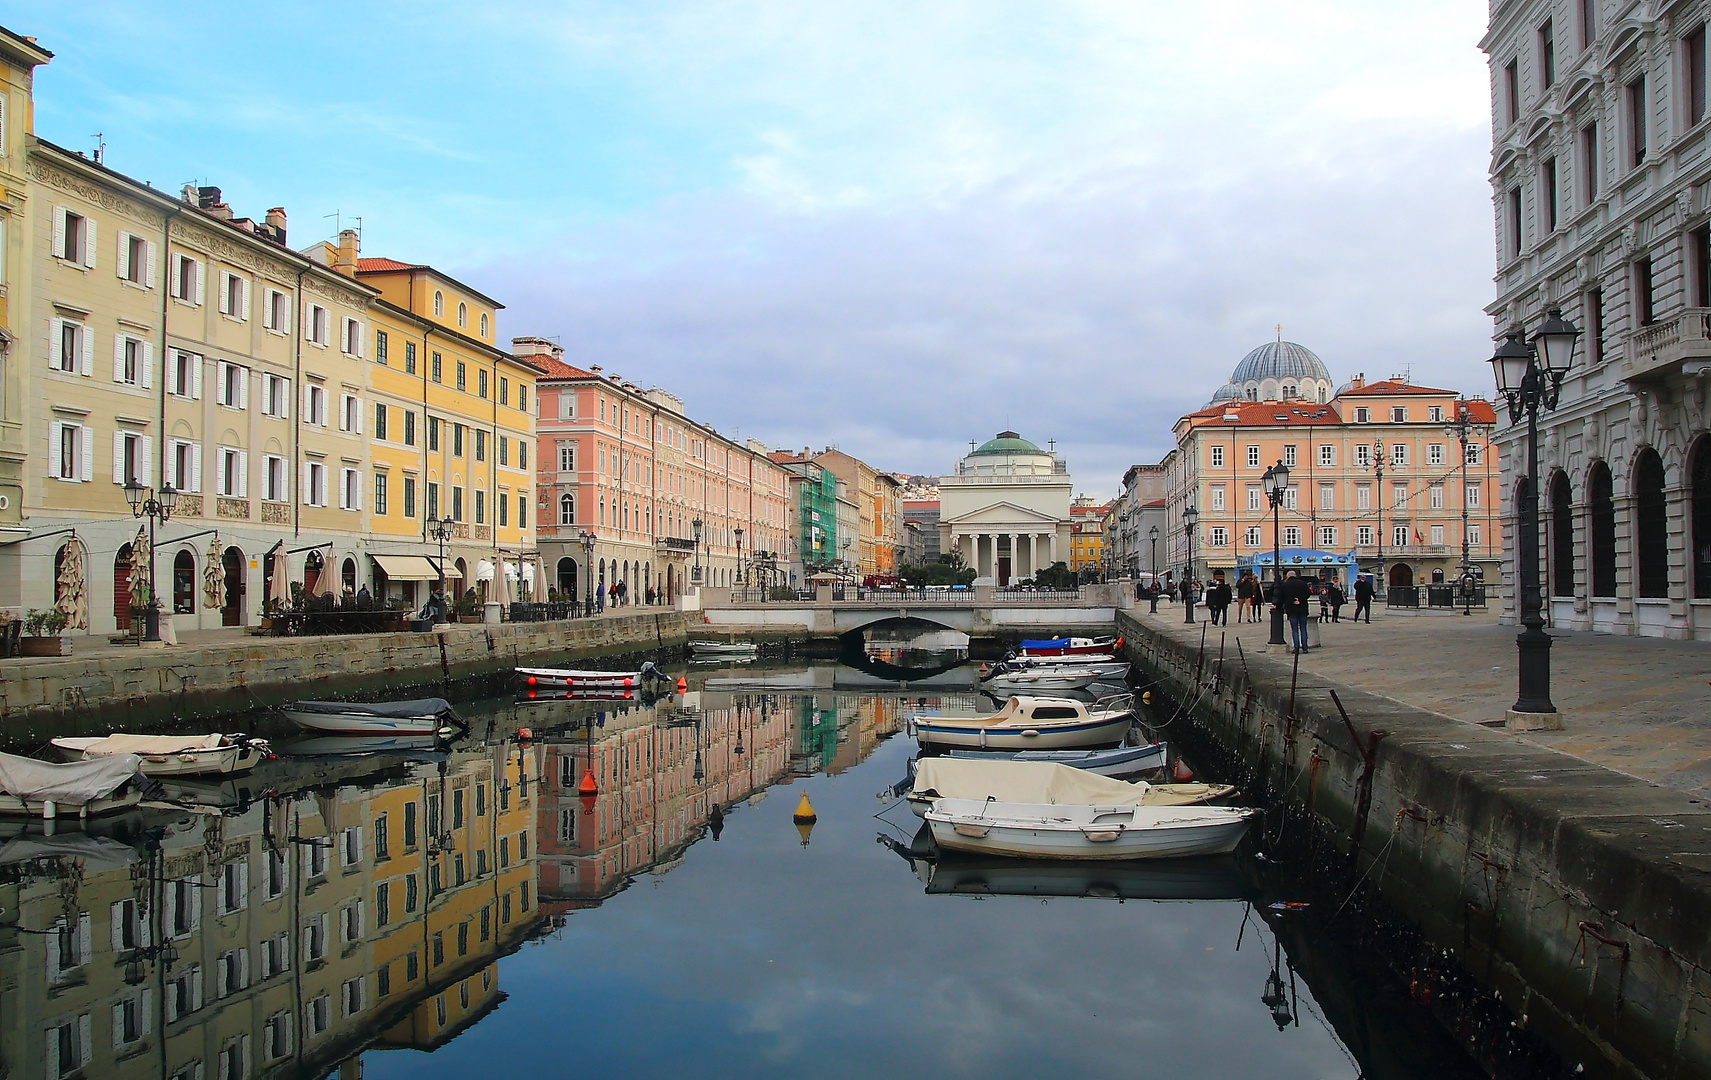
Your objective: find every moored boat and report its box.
[689,640,759,658]
[906,758,1232,817]
[1016,635,1123,657]
[981,666,1100,692]
[282,698,458,736]
[515,662,662,691]
[912,696,1133,751]
[51,733,270,777]
[945,741,1168,779]
[925,798,1256,860]
[0,751,146,819]
[1001,654,1130,680]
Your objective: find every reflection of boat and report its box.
[515,664,660,690]
[0,752,145,818]
[921,853,1252,900]
[689,640,759,658]
[153,777,267,809]
[906,759,1231,817]
[1017,635,1122,657]
[913,696,1133,750]
[282,698,458,735]
[947,742,1167,778]
[0,831,143,871]
[520,687,637,701]
[1002,654,1130,680]
[281,734,446,757]
[925,798,1257,860]
[51,733,270,777]
[982,666,1099,692]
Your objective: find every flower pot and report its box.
[20,636,70,657]
[457,615,482,624]
[410,618,435,633]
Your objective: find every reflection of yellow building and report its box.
[0,741,544,1080]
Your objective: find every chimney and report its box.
[264,207,288,246]
[334,228,359,277]
[510,336,564,361]
[1350,373,1364,390]
[589,364,603,376]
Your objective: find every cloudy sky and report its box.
[23,1,1495,495]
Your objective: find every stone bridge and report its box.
[690,583,1124,638]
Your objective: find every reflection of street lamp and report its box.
[1262,460,1289,647]
[123,478,178,642]
[1182,504,1198,625]
[426,514,455,618]
[578,530,596,616]
[1490,307,1580,721]
[692,516,703,583]
[1260,937,1296,1030]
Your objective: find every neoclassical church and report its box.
[937,432,1074,585]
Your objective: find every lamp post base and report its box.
[142,605,161,644]
[1268,604,1285,646]
[1505,708,1563,732]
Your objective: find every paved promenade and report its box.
[1130,600,1711,797]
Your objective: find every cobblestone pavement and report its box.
[1131,600,1711,797]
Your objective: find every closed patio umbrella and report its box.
[203,536,225,611]
[501,558,515,605]
[130,525,152,612]
[56,537,88,630]
[268,543,288,610]
[317,549,336,599]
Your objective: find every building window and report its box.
[1695,226,1711,308]
[558,445,575,472]
[340,393,361,433]
[1319,482,1334,509]
[475,489,485,524]
[454,424,465,457]
[1318,444,1334,466]
[1465,482,1481,508]
[340,467,361,511]
[1428,442,1445,465]
[1319,526,1337,548]
[305,384,327,426]
[1392,482,1408,509]
[1283,526,1300,546]
[220,271,247,319]
[498,491,509,527]
[1357,525,1374,546]
[1635,256,1656,325]
[1465,442,1482,465]
[375,472,388,515]
[428,416,440,451]
[304,462,326,507]
[1635,449,1669,597]
[456,361,467,390]
[1283,485,1298,510]
[478,369,489,398]
[1389,406,1407,423]
[121,231,151,285]
[405,340,418,373]
[266,288,290,331]
[1628,75,1648,167]
[1393,524,1411,548]
[1431,523,1445,546]
[218,361,247,409]
[1390,443,1408,466]
[1504,57,1520,125]
[403,476,416,518]
[53,317,86,374]
[1209,484,1225,511]
[1580,122,1599,204]
[1243,525,1261,547]
[264,455,286,502]
[452,486,464,521]
[1539,18,1555,88]
[1208,526,1227,547]
[475,429,486,462]
[1209,445,1224,467]
[1429,483,1445,509]
[1282,445,1297,467]
[433,290,444,317]
[1542,156,1558,231]
[217,447,247,497]
[1689,24,1708,128]
[500,376,509,405]
[375,402,388,441]
[1356,484,1372,510]
[498,436,509,466]
[264,373,290,418]
[1245,445,1260,467]
[308,304,330,346]
[481,312,490,336]
[432,351,443,382]
[426,482,440,520]
[1246,485,1261,510]
[114,335,147,386]
[457,301,467,328]
[404,410,416,446]
[170,349,199,398]
[559,494,576,524]
[171,253,201,302]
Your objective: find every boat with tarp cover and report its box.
[282,697,459,736]
[905,758,1231,818]
[912,695,1134,751]
[52,733,271,777]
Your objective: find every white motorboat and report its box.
[947,742,1168,778]
[912,696,1133,751]
[282,698,458,736]
[982,666,1099,692]
[905,758,1232,818]
[1001,654,1130,680]
[925,798,1257,860]
[0,752,145,819]
[689,640,759,658]
[51,733,271,778]
[1016,635,1123,657]
[516,662,662,691]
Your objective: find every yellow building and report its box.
[1068,495,1109,573]
[0,26,534,630]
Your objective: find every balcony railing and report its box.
[1621,307,1711,383]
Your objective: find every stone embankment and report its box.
[0,611,692,735]
[1120,608,1711,1080]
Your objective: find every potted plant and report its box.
[20,607,71,656]
[454,588,482,623]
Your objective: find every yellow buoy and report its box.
[792,791,817,824]
[795,819,815,846]
[1141,691,1152,704]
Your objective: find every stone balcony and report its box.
[1621,308,1711,384]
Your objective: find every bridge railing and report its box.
[993,587,1084,602]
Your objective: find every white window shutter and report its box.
[49,317,62,368]
[78,913,91,961]
[83,217,97,268]
[141,343,154,389]
[111,1003,126,1049]
[240,279,250,321]
[238,368,248,410]
[281,294,291,334]
[237,451,248,497]
[113,432,125,483]
[279,378,290,420]
[355,397,363,435]
[110,902,126,951]
[78,1014,93,1066]
[193,261,205,306]
[303,383,313,418]
[353,472,362,511]
[51,205,64,257]
[303,304,313,341]
[192,356,202,400]
[191,443,202,493]
[79,327,93,376]
[217,274,229,315]
[145,241,157,286]
[113,335,126,382]
[303,462,312,502]
[80,426,93,482]
[140,989,153,1035]
[215,360,227,398]
[48,421,61,478]
[141,437,153,486]
[116,230,130,279]
[356,321,365,358]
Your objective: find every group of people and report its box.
[1140,569,1379,652]
[592,580,662,612]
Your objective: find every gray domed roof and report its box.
[1207,383,1243,404]
[1231,341,1331,385]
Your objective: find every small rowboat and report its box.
[946,741,1168,778]
[981,666,1099,692]
[515,661,662,690]
[688,640,759,658]
[282,698,457,736]
[913,696,1133,751]
[1016,635,1123,657]
[906,758,1231,818]
[925,798,1256,860]
[51,733,271,778]
[1001,654,1130,680]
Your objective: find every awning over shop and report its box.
[370,554,443,581]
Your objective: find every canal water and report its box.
[0,657,1487,1080]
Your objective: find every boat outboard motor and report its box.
[639,661,662,681]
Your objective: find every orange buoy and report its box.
[1173,759,1195,782]
[676,675,688,692]
[578,767,598,796]
[517,728,533,741]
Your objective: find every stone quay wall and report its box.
[1119,609,1711,1080]
[0,612,693,735]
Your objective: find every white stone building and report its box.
[1484,0,1711,639]
[937,432,1073,584]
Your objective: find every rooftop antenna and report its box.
[1275,323,1282,343]
[324,209,341,236]
[91,134,105,164]
[351,215,363,243]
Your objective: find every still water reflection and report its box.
[0,660,1478,1080]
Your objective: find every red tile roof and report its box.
[526,356,598,380]
[1336,379,1454,396]
[1458,398,1498,424]
[767,451,807,464]
[355,257,426,272]
[1182,401,1343,427]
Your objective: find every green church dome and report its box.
[971,431,1045,456]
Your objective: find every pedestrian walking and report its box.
[1179,577,1195,620]
[1326,580,1346,622]
[1281,569,1312,652]
[1147,580,1162,614]
[1235,571,1256,623]
[596,581,606,612]
[1353,575,1373,623]
[1206,571,1231,625]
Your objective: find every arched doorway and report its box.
[172,550,196,614]
[341,557,358,600]
[1388,564,1413,588]
[222,546,245,626]
[1589,461,1616,596]
[453,558,468,602]
[114,544,134,631]
[1693,437,1711,599]
[1635,448,1668,598]
[666,565,676,604]
[557,557,578,600]
[1549,472,1573,598]
[304,550,324,597]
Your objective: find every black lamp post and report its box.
[578,530,596,616]
[1370,437,1387,601]
[734,526,745,588]
[1490,306,1580,719]
[692,516,704,584]
[1262,460,1289,646]
[1182,504,1198,624]
[123,478,179,642]
[426,514,455,620]
[1148,524,1159,585]
[1445,398,1492,616]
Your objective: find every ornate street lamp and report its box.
[123,477,179,642]
[578,530,596,616]
[692,516,704,584]
[1371,438,1386,600]
[1262,460,1290,646]
[425,514,455,620]
[1148,524,1159,585]
[734,526,745,588]
[1445,397,1493,616]
[1490,307,1580,720]
[1182,503,1199,624]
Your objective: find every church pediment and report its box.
[944,501,1064,527]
